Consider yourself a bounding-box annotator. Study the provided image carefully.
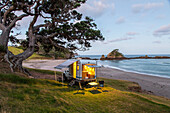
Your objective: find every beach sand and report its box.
[23,59,170,99]
[98,67,170,99]
[23,59,66,72]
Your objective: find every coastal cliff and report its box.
[100,49,125,60]
[100,49,170,60]
[107,49,124,58]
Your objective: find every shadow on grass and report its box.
[89,89,102,94]
[102,90,109,92]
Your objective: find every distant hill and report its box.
[107,49,124,58]
[8,46,50,59]
[100,49,125,60]
[100,49,170,60]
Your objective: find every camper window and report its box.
[77,65,79,70]
[82,65,95,79]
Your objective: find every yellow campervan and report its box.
[55,59,101,86]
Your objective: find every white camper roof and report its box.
[80,60,97,64]
[54,59,78,69]
[86,65,101,68]
[54,59,100,69]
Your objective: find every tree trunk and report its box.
[4,31,36,76]
[0,11,37,76]
[0,29,10,52]
[4,46,35,76]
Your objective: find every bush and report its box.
[54,52,65,59]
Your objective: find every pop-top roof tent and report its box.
[54,59,101,81]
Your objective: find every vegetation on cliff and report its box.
[101,49,124,60]
[107,49,124,58]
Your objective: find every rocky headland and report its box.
[100,49,125,60]
[100,49,170,60]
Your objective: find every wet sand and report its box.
[23,59,170,99]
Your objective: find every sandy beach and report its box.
[23,59,66,72]
[98,67,170,99]
[23,59,170,99]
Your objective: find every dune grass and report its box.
[0,69,170,113]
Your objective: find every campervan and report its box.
[54,59,101,83]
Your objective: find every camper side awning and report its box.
[54,59,78,69]
[86,65,101,68]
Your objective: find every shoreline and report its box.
[23,59,170,99]
[98,67,170,99]
[103,65,170,79]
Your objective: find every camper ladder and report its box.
[69,80,75,86]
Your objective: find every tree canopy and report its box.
[0,0,104,76]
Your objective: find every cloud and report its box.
[153,24,170,37]
[126,32,138,36]
[16,35,27,40]
[116,17,125,24]
[78,0,115,18]
[132,2,164,13]
[15,11,45,29]
[153,41,161,44]
[103,37,135,44]
[110,3,115,10]
[16,16,33,28]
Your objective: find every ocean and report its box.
[75,54,170,78]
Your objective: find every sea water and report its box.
[75,55,170,78]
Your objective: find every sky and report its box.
[76,0,170,55]
[13,0,170,55]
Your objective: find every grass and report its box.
[0,73,38,85]
[27,68,62,75]
[0,69,170,113]
[97,77,140,91]
[8,46,50,59]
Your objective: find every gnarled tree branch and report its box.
[3,6,15,25]
[0,23,6,30]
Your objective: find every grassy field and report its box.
[8,46,50,59]
[0,69,170,113]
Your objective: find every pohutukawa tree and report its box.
[0,0,104,76]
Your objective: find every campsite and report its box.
[1,0,170,112]
[1,62,170,112]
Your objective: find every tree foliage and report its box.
[0,0,104,76]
